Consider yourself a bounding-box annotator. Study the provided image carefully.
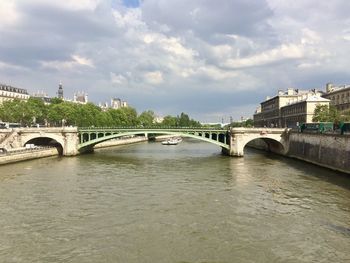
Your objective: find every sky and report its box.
[1,0,350,122]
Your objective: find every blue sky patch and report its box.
[123,0,140,8]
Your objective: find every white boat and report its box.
[161,137,182,145]
[161,139,178,145]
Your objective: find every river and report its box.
[0,140,349,262]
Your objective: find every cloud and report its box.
[144,71,163,85]
[1,0,350,121]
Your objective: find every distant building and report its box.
[111,98,128,109]
[32,91,52,105]
[253,88,326,128]
[280,95,330,128]
[154,116,164,123]
[57,82,64,99]
[99,102,109,112]
[0,83,30,104]
[73,92,88,104]
[322,83,350,112]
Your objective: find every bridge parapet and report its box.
[230,127,289,134]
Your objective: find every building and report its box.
[57,82,64,99]
[73,92,88,104]
[280,95,330,128]
[154,116,164,124]
[32,91,52,105]
[253,88,325,127]
[111,98,128,109]
[0,84,30,104]
[99,102,109,112]
[322,83,350,112]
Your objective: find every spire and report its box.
[58,81,63,99]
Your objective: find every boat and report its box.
[161,138,179,145]
[161,137,182,145]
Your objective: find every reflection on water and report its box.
[0,140,349,262]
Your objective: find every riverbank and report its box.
[94,136,148,149]
[247,132,350,175]
[0,136,148,166]
[0,148,59,165]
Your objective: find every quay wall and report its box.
[286,132,350,174]
[247,132,350,174]
[0,148,59,165]
[94,136,148,149]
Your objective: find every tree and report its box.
[50,97,63,104]
[313,105,340,123]
[138,110,155,127]
[161,115,177,127]
[26,98,48,124]
[178,112,190,127]
[48,102,78,126]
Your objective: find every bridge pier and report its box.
[227,132,245,157]
[62,131,80,156]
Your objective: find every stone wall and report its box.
[94,137,148,149]
[287,132,350,174]
[0,148,59,165]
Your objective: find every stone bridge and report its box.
[0,127,290,157]
[228,127,290,156]
[0,127,79,156]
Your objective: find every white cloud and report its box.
[40,55,94,70]
[110,72,127,85]
[0,1,19,28]
[2,0,350,121]
[223,44,304,69]
[144,71,163,85]
[72,55,94,67]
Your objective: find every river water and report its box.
[0,140,349,263]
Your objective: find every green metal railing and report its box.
[77,127,230,150]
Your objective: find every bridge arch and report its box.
[229,128,289,156]
[22,134,65,155]
[243,137,286,155]
[78,130,230,153]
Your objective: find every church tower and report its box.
[57,81,63,99]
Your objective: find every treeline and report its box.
[0,98,202,127]
[228,119,254,128]
[313,105,350,123]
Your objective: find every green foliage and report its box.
[161,115,178,127]
[160,112,201,127]
[50,97,63,104]
[0,99,202,128]
[312,105,340,123]
[340,109,350,122]
[138,110,155,127]
[228,118,254,128]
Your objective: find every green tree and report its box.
[313,105,340,123]
[138,110,155,127]
[26,98,48,124]
[340,109,350,122]
[48,102,79,126]
[50,97,63,104]
[178,112,190,126]
[161,115,177,127]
